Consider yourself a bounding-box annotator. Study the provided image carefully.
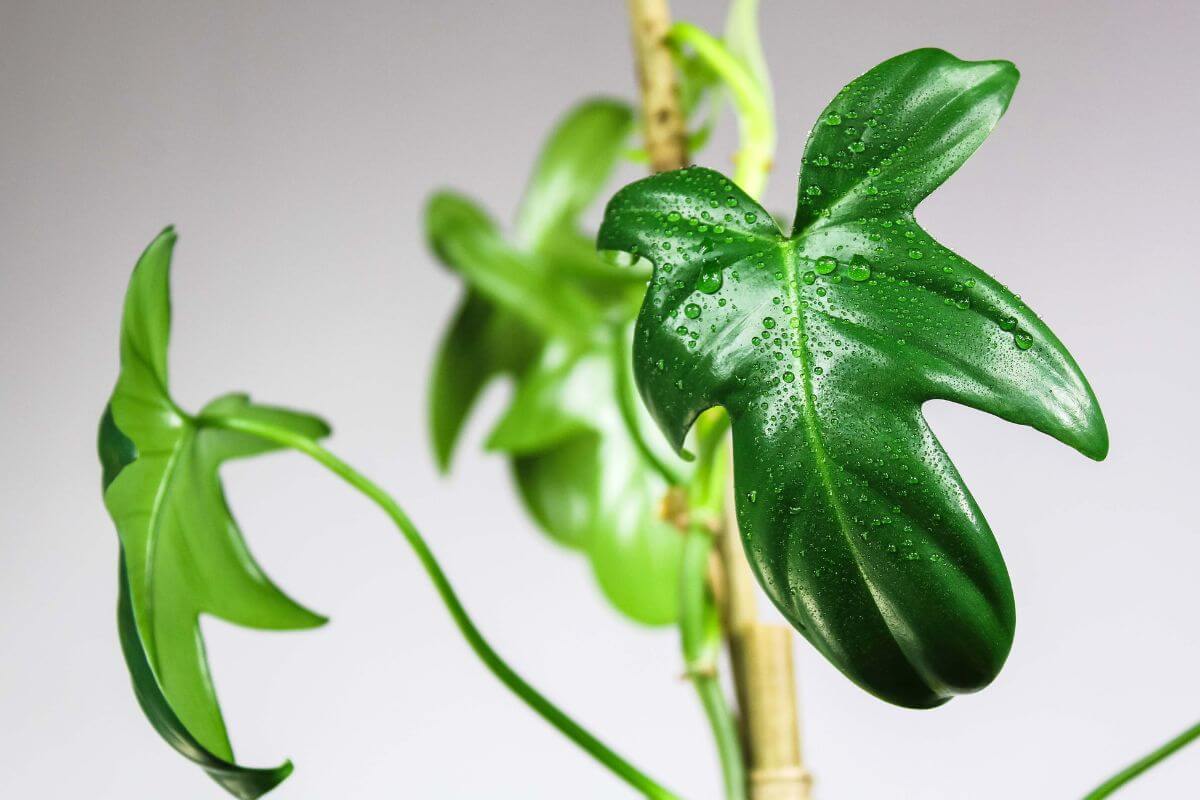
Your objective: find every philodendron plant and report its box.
[97,1,1198,798]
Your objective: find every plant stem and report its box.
[626,0,689,172]
[611,323,687,487]
[206,414,681,800]
[680,523,747,800]
[1084,721,1200,799]
[666,21,774,198]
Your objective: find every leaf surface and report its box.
[99,228,327,795]
[598,49,1107,706]
[427,99,689,625]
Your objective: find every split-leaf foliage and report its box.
[598,49,1107,707]
[99,229,329,797]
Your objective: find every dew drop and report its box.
[684,303,702,319]
[815,256,838,275]
[847,255,871,282]
[698,270,723,294]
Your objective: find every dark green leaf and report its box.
[598,49,1107,707]
[99,228,327,796]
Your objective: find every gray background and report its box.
[2,1,1197,797]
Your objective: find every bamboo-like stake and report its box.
[624,2,810,797]
[626,0,689,172]
[721,492,812,800]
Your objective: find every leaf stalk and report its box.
[204,413,681,800]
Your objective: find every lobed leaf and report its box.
[598,49,1107,707]
[99,228,327,796]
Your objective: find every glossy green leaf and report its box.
[426,99,688,625]
[598,49,1107,707]
[99,228,328,796]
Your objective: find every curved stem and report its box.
[667,21,774,199]
[207,414,681,800]
[680,524,746,800]
[1084,721,1200,799]
[611,324,687,486]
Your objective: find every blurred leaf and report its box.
[516,99,635,249]
[429,291,538,471]
[599,49,1106,706]
[426,99,689,624]
[99,228,328,796]
[488,331,685,624]
[724,0,772,114]
[426,191,599,342]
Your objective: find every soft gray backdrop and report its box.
[2,1,1197,797]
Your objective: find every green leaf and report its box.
[426,191,600,342]
[516,99,635,249]
[429,291,538,471]
[598,49,1107,707]
[99,228,328,796]
[487,330,686,625]
[427,99,689,626]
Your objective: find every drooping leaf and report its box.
[598,49,1107,707]
[487,329,685,624]
[429,290,539,471]
[426,99,689,624]
[99,228,328,796]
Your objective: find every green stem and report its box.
[679,524,747,800]
[611,324,687,486]
[667,21,774,199]
[1084,721,1200,799]
[207,414,681,800]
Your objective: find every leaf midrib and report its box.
[773,240,909,653]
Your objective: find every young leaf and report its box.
[426,191,600,342]
[429,290,538,471]
[99,228,328,796]
[427,98,690,625]
[598,49,1107,707]
[516,98,635,250]
[486,330,685,624]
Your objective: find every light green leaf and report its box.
[426,191,600,342]
[100,228,327,796]
[426,99,689,626]
[516,99,635,249]
[488,330,687,625]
